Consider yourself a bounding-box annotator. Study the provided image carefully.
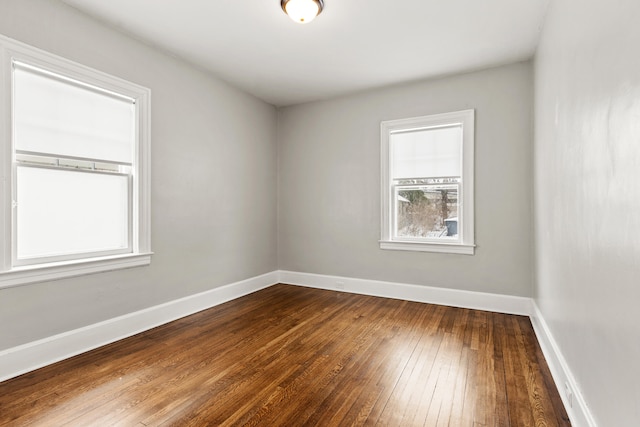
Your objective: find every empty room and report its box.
[0,0,638,426]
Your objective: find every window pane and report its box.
[395,185,459,239]
[13,64,134,163]
[391,125,461,179]
[17,167,129,259]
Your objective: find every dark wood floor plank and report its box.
[334,302,428,424]
[374,305,447,426]
[146,290,363,426]
[471,310,493,426]
[512,316,565,427]
[289,297,408,427]
[0,284,570,426]
[218,294,384,426]
[339,303,440,427]
[445,309,473,426]
[490,313,511,427]
[522,317,571,427]
[362,304,444,427]
[432,308,472,427]
[505,316,533,427]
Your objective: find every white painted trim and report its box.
[379,240,475,254]
[0,252,152,289]
[0,271,279,382]
[279,270,532,316]
[530,302,597,427]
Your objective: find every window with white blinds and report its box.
[0,34,151,287]
[380,110,475,254]
[13,63,134,263]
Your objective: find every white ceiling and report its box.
[60,0,550,107]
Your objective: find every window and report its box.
[0,35,151,288]
[380,110,475,254]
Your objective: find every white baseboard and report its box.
[278,270,533,316]
[530,302,597,427]
[0,271,279,383]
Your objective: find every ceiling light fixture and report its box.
[281,0,324,24]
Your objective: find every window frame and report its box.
[0,34,152,288]
[380,109,475,255]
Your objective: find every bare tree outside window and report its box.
[396,184,459,238]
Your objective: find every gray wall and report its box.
[0,0,278,350]
[278,62,533,296]
[534,0,640,425]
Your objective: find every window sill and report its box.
[0,252,153,289]
[379,240,475,255]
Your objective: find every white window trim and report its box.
[0,34,152,289]
[380,110,475,255]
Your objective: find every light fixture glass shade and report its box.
[282,0,323,24]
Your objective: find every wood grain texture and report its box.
[0,284,570,426]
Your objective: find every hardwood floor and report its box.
[0,284,570,426]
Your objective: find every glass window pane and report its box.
[391,125,462,179]
[13,64,134,163]
[395,185,459,239]
[17,166,129,259]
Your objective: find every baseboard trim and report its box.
[278,270,533,316]
[0,271,279,383]
[530,302,597,427]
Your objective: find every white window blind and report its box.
[13,62,135,164]
[391,125,462,179]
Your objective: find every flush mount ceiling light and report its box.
[281,0,324,24]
